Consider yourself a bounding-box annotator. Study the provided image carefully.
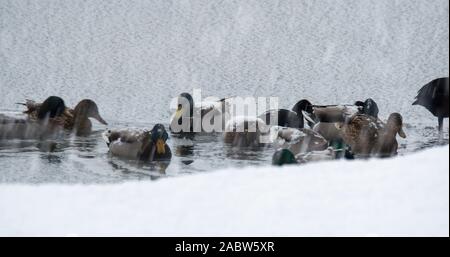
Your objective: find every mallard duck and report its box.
[296,147,347,164]
[21,97,107,136]
[102,124,172,161]
[170,93,228,134]
[258,99,314,129]
[271,126,328,155]
[21,96,67,121]
[272,147,351,166]
[1,97,67,140]
[223,117,269,147]
[0,116,63,140]
[304,98,379,124]
[339,113,406,157]
[372,113,406,157]
[272,149,298,166]
[413,77,449,132]
[303,98,379,146]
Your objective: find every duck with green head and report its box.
[103,124,172,161]
[170,92,229,134]
[272,149,298,166]
[258,99,315,129]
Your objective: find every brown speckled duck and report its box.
[1,96,67,140]
[22,97,107,136]
[372,113,406,158]
[339,113,406,157]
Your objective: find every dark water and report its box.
[0,110,448,184]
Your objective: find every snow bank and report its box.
[0,146,448,236]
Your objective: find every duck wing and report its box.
[19,99,74,127]
[17,99,40,119]
[341,114,379,156]
[312,105,359,123]
[273,127,328,154]
[259,109,301,128]
[103,129,150,159]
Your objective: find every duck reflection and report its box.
[175,145,194,156]
[107,158,169,179]
[42,152,63,164]
[223,144,268,161]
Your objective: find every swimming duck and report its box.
[22,96,67,121]
[272,146,352,166]
[272,149,298,166]
[0,96,67,140]
[305,98,379,146]
[271,126,328,155]
[372,113,406,157]
[103,124,172,161]
[258,99,314,129]
[413,77,449,132]
[22,97,107,136]
[339,112,406,157]
[223,117,269,147]
[297,147,349,164]
[0,116,63,140]
[305,98,379,124]
[170,93,228,134]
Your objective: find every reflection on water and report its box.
[0,112,448,184]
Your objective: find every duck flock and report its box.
[0,77,448,168]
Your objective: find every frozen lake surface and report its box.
[0,0,449,183]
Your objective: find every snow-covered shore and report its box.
[0,146,448,236]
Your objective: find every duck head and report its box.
[292,99,314,128]
[174,93,194,121]
[272,149,298,166]
[151,124,169,155]
[37,96,66,120]
[386,113,406,138]
[73,99,107,125]
[355,98,379,118]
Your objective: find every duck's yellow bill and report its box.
[156,139,166,154]
[175,108,184,120]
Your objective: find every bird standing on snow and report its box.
[413,77,449,132]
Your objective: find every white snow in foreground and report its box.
[0,146,448,236]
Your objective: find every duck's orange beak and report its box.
[156,139,166,154]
